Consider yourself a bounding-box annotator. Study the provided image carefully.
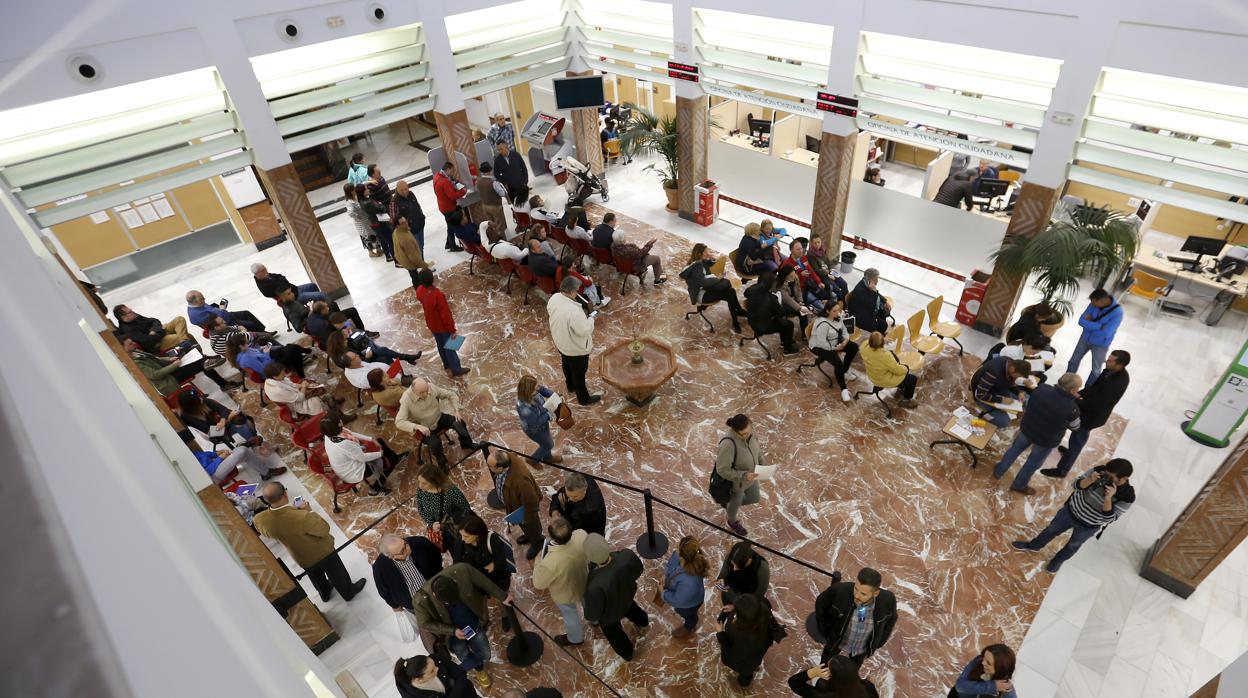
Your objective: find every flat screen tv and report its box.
[553,75,605,110]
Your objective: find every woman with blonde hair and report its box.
[759,219,787,265]
[663,536,711,638]
[516,374,562,464]
[860,331,919,407]
[735,222,778,275]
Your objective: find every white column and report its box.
[819,1,865,137]
[671,0,701,101]
[1024,2,1121,188]
[194,17,292,170]
[0,194,345,698]
[417,0,467,114]
[565,0,588,74]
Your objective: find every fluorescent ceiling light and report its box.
[448,12,564,52]
[861,54,1052,105]
[1092,96,1248,145]
[1100,68,1248,120]
[251,25,421,82]
[697,27,830,67]
[0,68,219,137]
[695,9,833,66]
[862,32,1060,86]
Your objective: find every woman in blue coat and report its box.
[954,644,1017,698]
[662,536,710,638]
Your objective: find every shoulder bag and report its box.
[707,437,736,507]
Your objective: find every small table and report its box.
[929,416,997,468]
[598,337,678,407]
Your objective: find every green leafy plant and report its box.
[616,104,680,189]
[991,203,1140,316]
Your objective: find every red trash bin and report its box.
[694,180,719,226]
[956,270,992,327]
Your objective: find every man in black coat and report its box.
[493,141,529,205]
[1044,350,1130,479]
[846,268,891,334]
[524,239,558,278]
[549,472,606,537]
[373,534,443,611]
[815,567,898,667]
[933,169,977,210]
[591,213,617,249]
[743,273,798,354]
[583,534,649,660]
[251,263,328,304]
[992,373,1082,494]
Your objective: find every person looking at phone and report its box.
[253,481,368,603]
[410,563,513,690]
[814,567,898,667]
[1012,458,1134,573]
[326,312,422,366]
[953,644,1016,698]
[547,275,601,405]
[714,542,770,621]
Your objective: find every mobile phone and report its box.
[293,496,305,507]
[588,310,599,319]
[715,582,728,591]
[461,625,476,640]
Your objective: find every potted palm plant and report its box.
[616,105,681,211]
[990,203,1141,316]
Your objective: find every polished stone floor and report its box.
[100,122,1248,698]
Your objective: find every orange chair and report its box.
[1126,269,1171,317]
[925,296,964,355]
[307,447,357,513]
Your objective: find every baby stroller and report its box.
[565,156,609,206]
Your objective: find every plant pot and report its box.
[663,182,680,212]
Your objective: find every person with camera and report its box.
[1012,458,1135,573]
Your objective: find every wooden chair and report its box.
[907,310,943,355]
[728,250,758,284]
[925,296,964,355]
[887,325,923,372]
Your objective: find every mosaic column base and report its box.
[675,95,708,221]
[973,182,1061,336]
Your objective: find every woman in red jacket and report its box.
[414,268,468,377]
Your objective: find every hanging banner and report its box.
[701,83,819,118]
[856,116,1031,168]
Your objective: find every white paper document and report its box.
[136,203,160,224]
[180,348,203,365]
[948,424,973,441]
[89,211,110,224]
[754,465,779,481]
[153,198,176,219]
[119,209,144,228]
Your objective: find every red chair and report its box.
[276,403,299,433]
[291,413,326,463]
[515,265,538,305]
[564,237,592,266]
[465,242,494,275]
[533,273,557,299]
[242,368,267,406]
[413,426,451,466]
[163,379,199,410]
[307,447,357,513]
[613,254,646,296]
[549,223,570,246]
[374,399,399,426]
[496,258,519,294]
[590,246,614,268]
[513,211,532,230]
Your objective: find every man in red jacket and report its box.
[432,161,468,252]
[414,268,468,377]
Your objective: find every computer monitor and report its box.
[805,135,821,152]
[977,178,1009,198]
[1181,235,1226,259]
[747,118,771,139]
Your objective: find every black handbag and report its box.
[707,437,736,507]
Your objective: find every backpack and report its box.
[490,532,517,574]
[708,437,736,507]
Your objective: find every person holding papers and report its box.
[488,451,544,561]
[516,374,563,465]
[414,269,468,378]
[969,357,1031,428]
[715,414,769,537]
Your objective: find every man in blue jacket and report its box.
[992,373,1082,494]
[1066,289,1122,386]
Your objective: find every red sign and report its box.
[667,61,698,74]
[816,102,858,117]
[816,91,858,108]
[669,70,699,82]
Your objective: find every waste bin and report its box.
[956,270,992,327]
[694,180,719,226]
[840,251,856,276]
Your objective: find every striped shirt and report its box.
[209,328,250,356]
[392,555,428,599]
[1067,468,1134,527]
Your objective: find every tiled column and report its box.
[433,109,485,221]
[198,485,339,651]
[810,129,858,253]
[973,183,1061,335]
[1141,436,1248,598]
[675,95,708,221]
[254,164,348,300]
[566,71,605,176]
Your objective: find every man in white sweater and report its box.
[547,276,600,405]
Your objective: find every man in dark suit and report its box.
[493,140,529,205]
[743,273,798,354]
[373,534,443,611]
[1043,350,1130,479]
[549,471,606,537]
[525,239,559,279]
[591,212,617,249]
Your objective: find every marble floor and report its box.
[101,134,1248,698]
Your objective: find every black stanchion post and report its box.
[503,605,544,667]
[635,488,669,559]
